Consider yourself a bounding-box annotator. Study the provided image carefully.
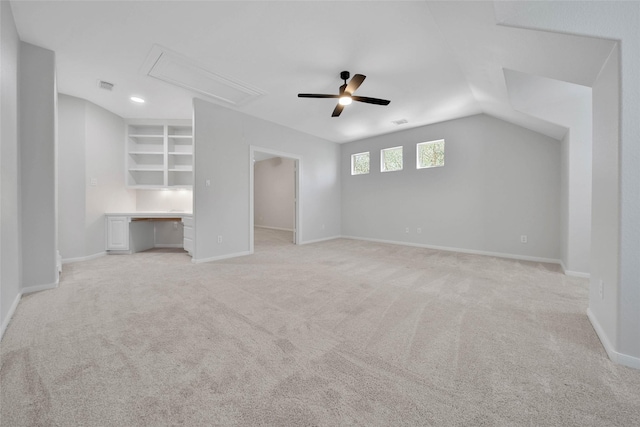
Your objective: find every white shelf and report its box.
[126,121,193,188]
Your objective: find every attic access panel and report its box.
[141,45,265,106]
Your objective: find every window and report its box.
[417,139,445,169]
[381,146,403,172]
[351,151,370,175]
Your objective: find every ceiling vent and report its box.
[392,119,408,125]
[140,45,265,106]
[97,80,114,91]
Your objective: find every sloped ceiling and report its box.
[10,1,616,143]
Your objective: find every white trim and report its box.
[1,293,22,341]
[191,250,252,264]
[154,244,184,248]
[255,225,294,232]
[62,252,106,264]
[300,235,342,245]
[22,281,58,295]
[587,308,640,370]
[559,260,591,279]
[341,235,561,264]
[565,270,590,279]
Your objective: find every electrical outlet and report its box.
[90,178,98,186]
[206,179,211,187]
[599,279,604,299]
[417,228,422,234]
[520,235,528,244]
[217,235,222,244]
[405,227,410,233]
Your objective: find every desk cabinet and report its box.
[183,216,193,256]
[105,213,192,254]
[106,216,129,250]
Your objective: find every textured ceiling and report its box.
[10,1,616,143]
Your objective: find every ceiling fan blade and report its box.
[331,103,344,117]
[298,94,340,99]
[352,96,390,105]
[345,74,366,94]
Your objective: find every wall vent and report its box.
[97,80,114,91]
[140,45,265,106]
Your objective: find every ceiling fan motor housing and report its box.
[340,71,350,81]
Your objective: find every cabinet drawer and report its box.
[183,226,193,239]
[182,217,193,228]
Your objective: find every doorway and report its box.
[249,146,301,253]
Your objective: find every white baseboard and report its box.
[1,292,22,342]
[192,250,252,264]
[255,225,294,232]
[22,281,58,295]
[559,260,590,279]
[300,235,341,245]
[2,279,62,341]
[341,235,561,265]
[154,244,184,248]
[62,251,106,264]
[587,308,640,370]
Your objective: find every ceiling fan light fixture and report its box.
[298,71,389,117]
[339,96,352,106]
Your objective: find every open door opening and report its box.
[249,146,301,253]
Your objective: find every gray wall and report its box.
[1,0,21,336]
[57,95,135,261]
[193,99,341,261]
[84,101,135,255]
[19,42,57,290]
[511,88,592,275]
[254,157,295,230]
[495,0,640,370]
[341,114,561,261]
[58,95,86,259]
[590,46,619,354]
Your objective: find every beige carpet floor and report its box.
[1,228,639,426]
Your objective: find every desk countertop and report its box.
[105,212,192,218]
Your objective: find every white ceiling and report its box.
[10,1,616,143]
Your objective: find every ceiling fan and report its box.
[298,71,391,117]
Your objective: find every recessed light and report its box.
[130,96,145,103]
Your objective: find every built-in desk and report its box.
[105,212,193,255]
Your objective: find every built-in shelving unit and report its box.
[126,120,193,188]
